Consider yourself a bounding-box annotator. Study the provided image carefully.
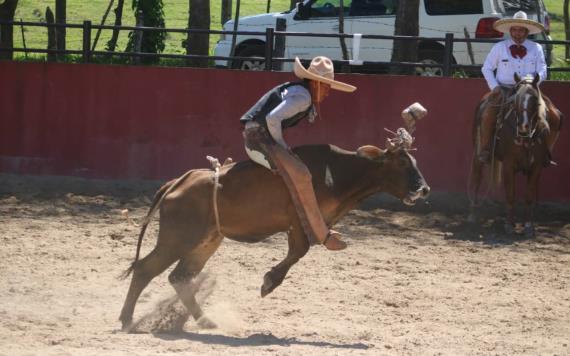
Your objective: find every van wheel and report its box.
[415,51,444,77]
[232,45,265,71]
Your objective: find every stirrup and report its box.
[478,150,491,163]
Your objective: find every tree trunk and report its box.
[390,0,420,75]
[0,0,19,60]
[186,0,210,67]
[221,0,231,25]
[93,0,114,51]
[338,0,350,73]
[55,0,65,60]
[106,0,124,54]
[564,0,570,61]
[46,7,57,62]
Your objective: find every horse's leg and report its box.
[120,246,179,330]
[503,163,516,234]
[168,232,224,329]
[468,154,485,223]
[261,218,310,297]
[523,168,541,238]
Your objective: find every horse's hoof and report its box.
[197,316,217,329]
[504,223,515,235]
[260,274,274,298]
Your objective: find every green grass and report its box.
[543,0,570,78]
[11,0,570,77]
[13,0,292,58]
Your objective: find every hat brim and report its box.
[293,57,356,93]
[493,18,544,35]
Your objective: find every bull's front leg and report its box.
[523,168,542,238]
[503,164,516,235]
[261,219,309,297]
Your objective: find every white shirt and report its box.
[481,39,547,90]
[266,84,313,149]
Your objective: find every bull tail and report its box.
[119,169,195,280]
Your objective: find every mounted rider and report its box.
[241,56,356,251]
[479,11,562,166]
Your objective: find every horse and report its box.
[468,73,558,237]
[119,129,430,331]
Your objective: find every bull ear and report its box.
[357,145,386,160]
[514,73,521,83]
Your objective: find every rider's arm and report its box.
[535,43,547,84]
[266,87,312,149]
[482,43,501,90]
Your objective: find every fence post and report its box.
[46,7,57,62]
[82,20,92,63]
[272,17,286,71]
[442,32,454,77]
[134,10,144,65]
[264,27,274,71]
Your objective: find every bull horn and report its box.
[384,127,414,151]
[357,145,386,159]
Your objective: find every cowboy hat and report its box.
[493,11,545,35]
[294,56,356,93]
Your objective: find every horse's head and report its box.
[511,73,545,139]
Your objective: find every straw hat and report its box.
[294,56,356,92]
[493,11,545,35]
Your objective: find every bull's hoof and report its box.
[467,213,477,224]
[260,273,275,298]
[504,223,515,235]
[523,224,535,238]
[197,316,217,329]
[119,317,133,332]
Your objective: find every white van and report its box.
[213,0,551,75]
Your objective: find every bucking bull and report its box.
[119,124,430,331]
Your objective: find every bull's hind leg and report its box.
[120,247,178,330]
[168,233,224,329]
[261,218,310,297]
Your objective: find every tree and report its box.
[390,0,420,75]
[106,0,125,54]
[186,0,210,67]
[0,0,19,60]
[126,0,166,64]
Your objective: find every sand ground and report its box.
[1,173,569,355]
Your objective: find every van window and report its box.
[500,0,538,13]
[309,0,352,18]
[349,0,396,16]
[424,0,483,15]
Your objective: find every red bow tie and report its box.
[509,44,527,59]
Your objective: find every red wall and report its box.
[0,61,568,200]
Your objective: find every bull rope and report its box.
[206,156,232,237]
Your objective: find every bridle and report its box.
[502,82,541,141]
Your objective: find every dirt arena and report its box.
[1,173,569,355]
